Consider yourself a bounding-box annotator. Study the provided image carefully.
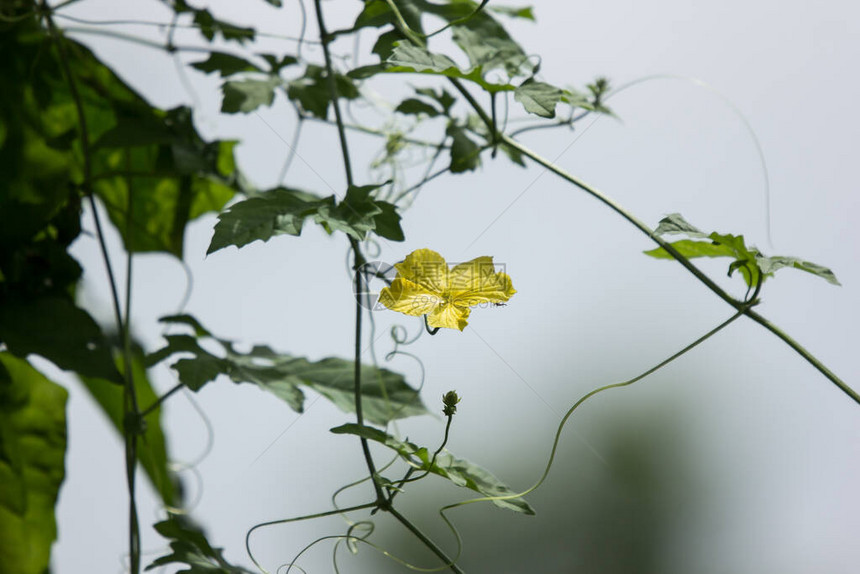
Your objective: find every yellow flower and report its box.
[378,249,516,331]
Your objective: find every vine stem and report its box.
[42,6,143,572]
[312,0,383,501]
[498,134,859,405]
[387,506,465,574]
[312,3,467,570]
[441,75,856,403]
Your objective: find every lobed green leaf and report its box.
[149,317,427,425]
[645,214,840,287]
[331,424,535,514]
[148,514,253,573]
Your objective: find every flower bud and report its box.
[442,390,461,417]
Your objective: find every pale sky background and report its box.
[42,0,859,572]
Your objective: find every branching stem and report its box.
[43,7,143,572]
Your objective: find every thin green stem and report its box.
[139,382,184,418]
[387,506,465,574]
[44,9,142,572]
[350,239,385,503]
[445,70,856,402]
[313,0,386,503]
[303,115,447,149]
[440,310,746,519]
[396,415,453,488]
[745,309,860,403]
[246,502,378,574]
[313,0,354,188]
[499,134,856,404]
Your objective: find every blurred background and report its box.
[41,0,859,572]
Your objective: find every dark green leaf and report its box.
[207,187,326,254]
[261,0,282,6]
[148,514,253,573]
[499,141,525,166]
[191,52,262,77]
[395,98,441,117]
[193,9,255,44]
[0,296,123,384]
[287,65,360,119]
[259,53,298,73]
[159,314,213,338]
[78,343,178,506]
[446,123,482,173]
[90,106,240,257]
[514,79,564,118]
[373,201,405,241]
[332,424,534,514]
[0,353,68,574]
[415,87,456,114]
[300,358,425,425]
[148,318,426,425]
[221,78,279,114]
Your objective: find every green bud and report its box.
[442,390,461,416]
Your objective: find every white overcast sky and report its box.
[45,1,859,573]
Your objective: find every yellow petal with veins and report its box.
[378,278,440,316]
[393,249,449,294]
[449,256,517,307]
[428,302,471,331]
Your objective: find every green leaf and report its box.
[90,105,241,257]
[373,200,406,241]
[287,65,360,119]
[259,53,298,73]
[446,123,482,173]
[755,255,841,286]
[192,9,255,44]
[191,52,262,77]
[207,187,326,253]
[208,184,403,253]
[0,353,68,574]
[652,213,707,238]
[514,79,564,118]
[313,184,403,242]
[450,24,531,79]
[350,44,514,94]
[148,514,253,573]
[488,5,536,20]
[644,214,840,287]
[78,342,178,507]
[331,424,535,514]
[0,296,123,384]
[148,317,426,425]
[395,98,441,117]
[415,87,456,114]
[221,78,280,114]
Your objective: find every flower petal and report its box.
[449,256,517,306]
[393,248,449,294]
[378,278,441,316]
[428,303,471,331]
